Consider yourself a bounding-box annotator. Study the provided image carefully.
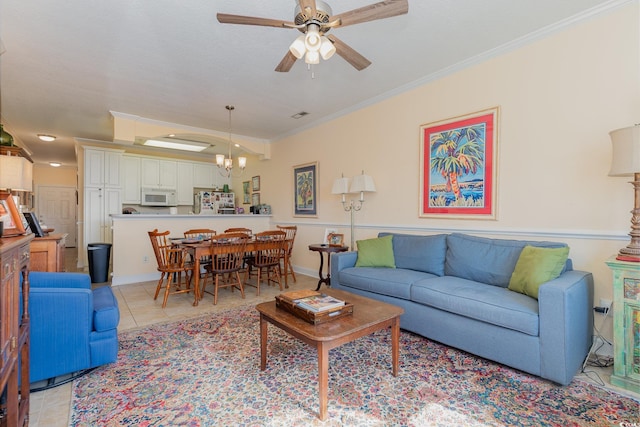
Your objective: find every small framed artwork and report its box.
[323,228,338,244]
[419,106,499,219]
[0,192,26,237]
[242,181,250,204]
[251,192,260,207]
[328,233,344,247]
[293,161,318,217]
[252,176,261,192]
[23,211,45,237]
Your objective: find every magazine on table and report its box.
[294,293,345,312]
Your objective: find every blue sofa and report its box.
[331,232,594,385]
[26,272,120,384]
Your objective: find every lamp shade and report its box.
[609,125,640,177]
[331,177,350,194]
[350,173,376,193]
[0,155,33,191]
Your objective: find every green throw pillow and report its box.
[355,235,396,268]
[508,245,570,299]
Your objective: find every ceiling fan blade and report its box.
[326,35,371,71]
[275,51,297,72]
[330,0,408,28]
[298,0,317,18]
[217,13,295,28]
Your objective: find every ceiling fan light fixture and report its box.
[319,36,336,60]
[305,50,320,64]
[304,24,322,52]
[289,35,306,59]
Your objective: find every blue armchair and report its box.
[26,272,120,384]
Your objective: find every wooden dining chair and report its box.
[184,228,217,276]
[148,229,195,308]
[184,229,217,240]
[202,232,250,305]
[277,225,297,288]
[244,230,286,295]
[224,227,252,237]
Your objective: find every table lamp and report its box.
[609,124,640,261]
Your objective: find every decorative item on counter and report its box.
[256,204,272,215]
[0,124,14,146]
[223,184,230,193]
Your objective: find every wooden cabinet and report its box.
[606,258,640,393]
[29,233,66,272]
[141,158,176,189]
[0,234,32,426]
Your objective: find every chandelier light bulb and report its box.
[216,154,225,167]
[319,36,336,60]
[238,156,247,169]
[305,50,320,64]
[304,24,322,52]
[289,35,306,59]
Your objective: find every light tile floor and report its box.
[28,249,639,426]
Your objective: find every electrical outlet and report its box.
[599,298,612,309]
[143,255,149,264]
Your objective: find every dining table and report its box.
[175,238,263,306]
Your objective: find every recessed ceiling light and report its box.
[38,134,56,142]
[49,162,61,167]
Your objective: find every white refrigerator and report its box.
[194,191,235,215]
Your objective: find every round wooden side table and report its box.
[308,244,349,291]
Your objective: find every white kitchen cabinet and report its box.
[84,187,121,244]
[82,147,123,268]
[121,155,141,204]
[85,148,122,188]
[193,163,215,188]
[141,158,177,188]
[176,161,194,206]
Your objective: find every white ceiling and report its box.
[0,0,619,166]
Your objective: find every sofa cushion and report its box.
[379,233,447,276]
[411,276,540,336]
[337,267,436,300]
[355,235,396,268]
[445,233,568,287]
[508,245,570,299]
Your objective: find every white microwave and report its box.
[141,188,177,206]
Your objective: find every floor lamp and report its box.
[331,171,376,250]
[609,124,640,261]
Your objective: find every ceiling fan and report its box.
[217,0,409,72]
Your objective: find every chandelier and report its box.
[216,105,247,177]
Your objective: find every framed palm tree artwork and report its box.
[419,107,499,219]
[293,161,318,217]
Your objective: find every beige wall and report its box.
[33,164,76,187]
[260,4,639,345]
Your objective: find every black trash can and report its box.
[87,243,112,283]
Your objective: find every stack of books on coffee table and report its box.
[275,289,354,324]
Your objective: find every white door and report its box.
[37,185,78,247]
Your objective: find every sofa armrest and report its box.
[92,286,120,331]
[28,271,91,290]
[331,251,358,283]
[538,269,594,385]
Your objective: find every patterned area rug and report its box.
[70,307,639,426]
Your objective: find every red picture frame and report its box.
[419,107,499,219]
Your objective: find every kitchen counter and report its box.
[110,214,272,285]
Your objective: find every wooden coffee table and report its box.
[256,288,404,420]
